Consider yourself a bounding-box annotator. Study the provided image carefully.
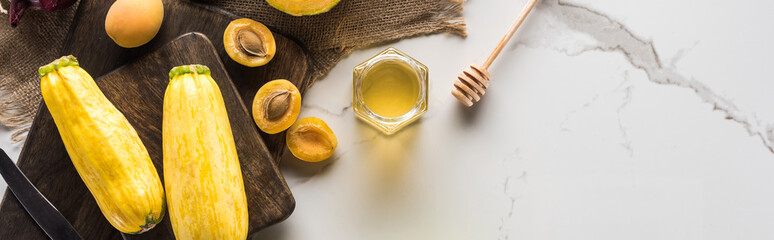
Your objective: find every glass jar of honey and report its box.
[353,47,428,135]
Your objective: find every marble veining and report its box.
[301,103,352,118]
[559,72,634,156]
[533,0,774,153]
[498,150,527,240]
[488,2,773,238]
[616,75,634,157]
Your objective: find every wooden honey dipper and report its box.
[452,0,539,107]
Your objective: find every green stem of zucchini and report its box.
[38,55,79,77]
[168,64,211,79]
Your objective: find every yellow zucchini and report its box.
[39,55,165,234]
[163,65,249,240]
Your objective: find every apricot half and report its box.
[224,18,276,67]
[286,117,337,162]
[105,0,164,48]
[253,79,301,134]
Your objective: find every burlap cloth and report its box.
[0,0,466,142]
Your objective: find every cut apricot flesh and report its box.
[286,117,337,162]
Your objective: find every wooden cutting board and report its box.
[0,33,295,239]
[62,0,312,162]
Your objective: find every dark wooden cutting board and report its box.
[62,0,312,162]
[0,33,295,239]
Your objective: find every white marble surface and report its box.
[4,0,774,239]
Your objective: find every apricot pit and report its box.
[224,18,276,67]
[286,117,337,162]
[253,79,301,134]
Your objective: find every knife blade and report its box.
[0,148,83,240]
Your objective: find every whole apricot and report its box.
[286,117,337,162]
[253,79,301,134]
[105,0,164,48]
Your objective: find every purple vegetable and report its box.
[9,0,77,27]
